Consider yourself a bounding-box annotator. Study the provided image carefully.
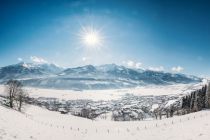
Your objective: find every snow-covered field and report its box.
[0,104,210,140]
[0,82,209,140]
[0,82,205,101]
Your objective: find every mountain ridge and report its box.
[0,62,202,90]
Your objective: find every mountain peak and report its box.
[0,63,202,89]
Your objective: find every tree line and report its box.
[153,84,209,120]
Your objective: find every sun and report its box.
[78,26,104,49]
[84,31,99,46]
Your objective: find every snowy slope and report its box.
[0,104,210,140]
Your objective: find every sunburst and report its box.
[78,25,104,49]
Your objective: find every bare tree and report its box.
[5,80,27,111]
[16,88,27,111]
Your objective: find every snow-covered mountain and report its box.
[0,63,201,89]
[0,62,63,81]
[60,64,201,84]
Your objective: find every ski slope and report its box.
[0,104,210,140]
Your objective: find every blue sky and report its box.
[0,0,210,77]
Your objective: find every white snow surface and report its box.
[165,100,178,108]
[0,81,209,140]
[0,82,206,101]
[151,104,159,111]
[0,104,210,140]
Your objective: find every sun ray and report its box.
[77,25,105,50]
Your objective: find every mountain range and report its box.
[0,62,201,90]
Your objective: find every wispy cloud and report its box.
[171,66,184,72]
[127,60,135,67]
[148,66,164,72]
[30,56,48,64]
[82,57,86,62]
[122,60,142,69]
[135,62,142,69]
[17,58,23,61]
[82,57,91,63]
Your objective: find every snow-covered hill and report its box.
[0,63,201,90]
[0,103,210,140]
[0,80,208,139]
